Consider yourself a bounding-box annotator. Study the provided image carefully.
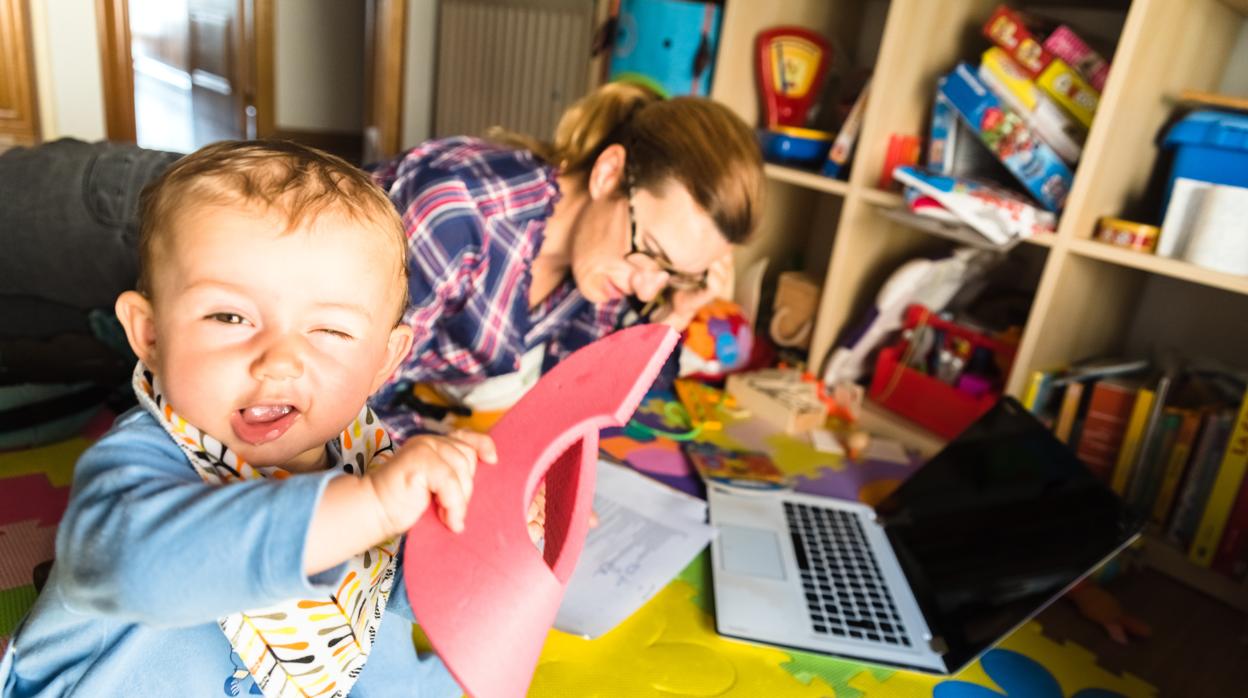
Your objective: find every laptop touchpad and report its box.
[720,525,786,580]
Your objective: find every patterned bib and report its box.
[133,363,399,698]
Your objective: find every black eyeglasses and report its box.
[624,188,709,292]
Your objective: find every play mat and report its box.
[1,397,1155,697]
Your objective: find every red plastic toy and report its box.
[404,324,679,698]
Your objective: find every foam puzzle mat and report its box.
[1,397,1156,696]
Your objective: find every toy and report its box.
[678,298,756,379]
[754,26,831,128]
[822,247,996,386]
[822,80,870,178]
[1094,216,1159,254]
[979,47,1085,164]
[404,324,679,698]
[673,378,733,431]
[608,0,723,97]
[769,271,820,350]
[894,166,1058,245]
[758,126,834,168]
[939,63,1074,212]
[725,368,828,435]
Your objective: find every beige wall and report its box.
[30,0,108,141]
[274,0,366,132]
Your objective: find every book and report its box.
[1053,380,1085,444]
[1043,24,1110,92]
[1211,473,1248,579]
[1189,390,1248,566]
[1167,411,1234,549]
[1023,367,1061,413]
[1110,385,1154,496]
[939,63,1075,212]
[1074,380,1139,484]
[1125,406,1181,516]
[682,440,786,486]
[978,47,1086,164]
[1151,410,1204,527]
[1123,374,1176,511]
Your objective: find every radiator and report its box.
[433,0,596,140]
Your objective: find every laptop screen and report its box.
[874,397,1141,672]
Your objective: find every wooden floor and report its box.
[1035,568,1248,696]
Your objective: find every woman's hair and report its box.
[490,82,764,244]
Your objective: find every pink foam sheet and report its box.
[404,324,679,698]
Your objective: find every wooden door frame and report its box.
[97,0,404,157]
[95,0,136,142]
[364,0,406,161]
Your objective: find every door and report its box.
[187,0,246,144]
[0,0,40,147]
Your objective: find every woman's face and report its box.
[569,177,731,305]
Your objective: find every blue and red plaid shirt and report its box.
[368,137,632,440]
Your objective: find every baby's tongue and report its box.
[232,405,298,445]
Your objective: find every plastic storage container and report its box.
[1162,110,1248,211]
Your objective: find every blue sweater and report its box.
[1,409,461,697]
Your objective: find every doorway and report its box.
[97,0,406,164]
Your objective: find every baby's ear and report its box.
[372,323,414,393]
[115,291,159,369]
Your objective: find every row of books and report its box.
[1024,359,1248,581]
[902,5,1112,245]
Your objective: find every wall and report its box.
[400,0,435,148]
[29,0,107,141]
[274,0,365,133]
[1219,19,1248,95]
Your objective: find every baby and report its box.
[0,140,496,698]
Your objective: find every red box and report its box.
[868,305,1017,439]
[983,5,1055,78]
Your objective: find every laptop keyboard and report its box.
[785,502,911,646]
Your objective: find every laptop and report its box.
[707,397,1142,674]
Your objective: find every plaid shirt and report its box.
[368,137,631,440]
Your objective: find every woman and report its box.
[369,82,765,440]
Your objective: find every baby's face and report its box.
[140,204,410,470]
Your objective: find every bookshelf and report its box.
[709,0,1248,609]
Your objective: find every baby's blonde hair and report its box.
[137,140,408,321]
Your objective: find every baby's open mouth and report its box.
[231,404,300,445]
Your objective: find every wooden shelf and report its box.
[1069,238,1248,297]
[859,188,905,208]
[1139,533,1248,613]
[875,206,1057,251]
[764,163,851,197]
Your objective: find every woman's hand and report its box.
[652,249,734,331]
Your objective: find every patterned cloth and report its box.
[369,138,632,441]
[133,364,400,698]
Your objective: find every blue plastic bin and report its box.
[1162,110,1248,211]
[609,0,722,98]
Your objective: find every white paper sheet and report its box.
[554,459,715,638]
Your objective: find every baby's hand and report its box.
[365,430,497,537]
